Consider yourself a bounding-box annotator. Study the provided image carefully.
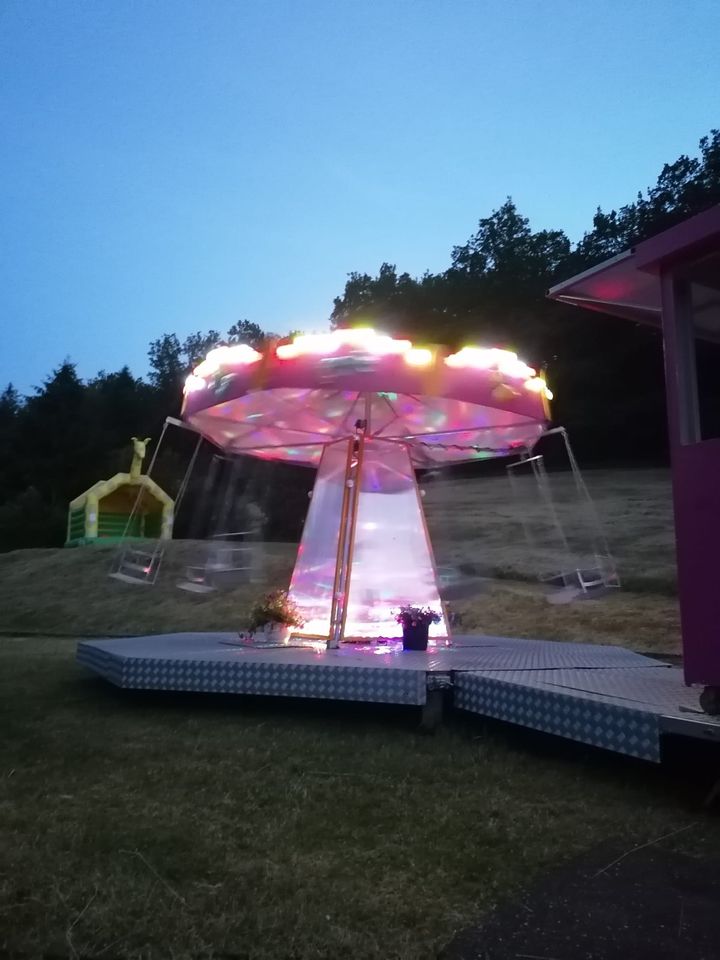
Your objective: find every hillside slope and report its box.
[0,469,680,653]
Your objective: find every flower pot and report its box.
[402,623,429,651]
[261,623,292,645]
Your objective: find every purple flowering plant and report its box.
[394,605,442,628]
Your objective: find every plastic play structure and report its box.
[66,437,174,546]
[109,328,618,645]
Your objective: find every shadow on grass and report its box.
[440,842,720,960]
[73,670,720,809]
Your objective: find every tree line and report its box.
[1,131,719,550]
[0,320,277,549]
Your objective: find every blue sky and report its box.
[1,0,718,393]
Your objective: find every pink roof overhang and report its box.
[547,205,720,339]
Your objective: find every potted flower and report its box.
[247,589,304,644]
[394,605,442,651]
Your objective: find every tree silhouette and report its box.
[1,130,718,549]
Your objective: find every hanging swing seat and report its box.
[105,422,204,589]
[505,428,620,604]
[543,566,621,604]
[175,571,216,594]
[437,564,487,600]
[109,547,164,585]
[546,568,612,591]
[176,532,254,593]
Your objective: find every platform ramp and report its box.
[76,633,720,762]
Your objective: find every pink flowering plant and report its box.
[248,589,304,632]
[394,605,442,628]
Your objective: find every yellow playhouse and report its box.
[66,437,174,546]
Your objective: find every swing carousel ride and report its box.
[84,239,720,752]
[181,328,553,646]
[92,327,707,762]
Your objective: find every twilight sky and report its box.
[1,0,718,393]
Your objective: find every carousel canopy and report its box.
[182,328,551,467]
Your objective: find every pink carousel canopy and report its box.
[181,329,552,643]
[181,329,551,466]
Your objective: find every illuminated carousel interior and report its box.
[181,329,552,646]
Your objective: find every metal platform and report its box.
[76,633,720,762]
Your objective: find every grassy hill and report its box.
[0,469,680,653]
[423,467,676,594]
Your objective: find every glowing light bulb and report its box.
[276,327,419,361]
[192,344,262,377]
[404,347,433,367]
[224,343,262,365]
[183,374,206,394]
[524,377,553,400]
[276,343,300,359]
[445,345,536,379]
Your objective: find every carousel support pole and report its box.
[337,422,366,643]
[327,418,367,648]
[327,439,355,648]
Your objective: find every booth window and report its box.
[674,252,720,444]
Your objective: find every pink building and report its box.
[549,205,720,711]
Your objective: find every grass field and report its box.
[0,468,680,654]
[0,467,702,958]
[2,635,718,959]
